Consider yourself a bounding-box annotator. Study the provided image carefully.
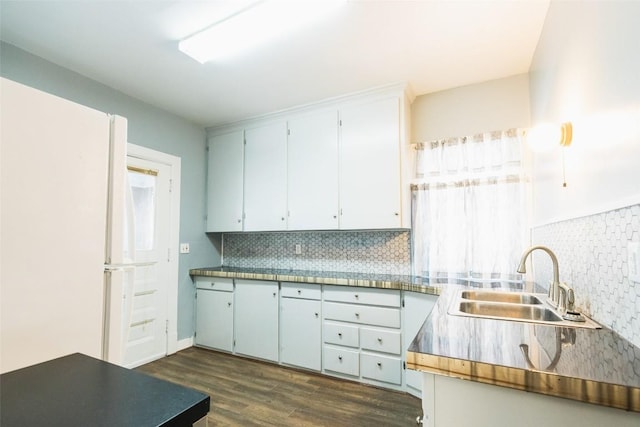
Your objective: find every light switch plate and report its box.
[180,243,190,254]
[628,242,640,284]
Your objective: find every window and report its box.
[412,129,529,281]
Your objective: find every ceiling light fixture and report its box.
[178,0,346,64]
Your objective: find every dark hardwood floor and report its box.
[137,347,421,426]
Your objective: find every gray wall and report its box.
[411,73,531,142]
[0,42,220,340]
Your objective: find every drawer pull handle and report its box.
[377,362,382,368]
[377,338,383,343]
[338,356,343,361]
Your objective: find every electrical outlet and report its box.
[629,242,640,284]
[180,243,190,254]
[295,244,302,255]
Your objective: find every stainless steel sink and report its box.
[460,290,543,305]
[456,301,562,322]
[448,290,601,329]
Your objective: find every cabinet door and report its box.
[234,280,279,361]
[280,297,321,371]
[287,110,339,230]
[207,130,244,232]
[195,289,234,352]
[403,292,437,395]
[244,122,288,231]
[339,97,402,229]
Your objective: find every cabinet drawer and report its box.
[323,286,400,307]
[323,321,359,347]
[360,353,402,385]
[323,346,359,377]
[281,282,321,300]
[360,327,401,355]
[323,302,400,328]
[195,278,234,292]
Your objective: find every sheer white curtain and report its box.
[412,129,529,281]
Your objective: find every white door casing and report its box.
[122,144,180,368]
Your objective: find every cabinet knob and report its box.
[338,333,342,338]
[333,215,337,219]
[377,338,383,343]
[281,217,285,221]
[237,219,241,223]
[227,302,231,307]
[377,362,382,368]
[355,313,360,318]
[297,289,301,294]
[354,294,359,299]
[394,212,399,216]
[338,356,343,361]
[273,292,276,297]
[314,312,319,317]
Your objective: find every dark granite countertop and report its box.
[0,353,210,427]
[407,285,640,412]
[190,266,530,296]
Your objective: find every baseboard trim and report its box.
[175,337,194,353]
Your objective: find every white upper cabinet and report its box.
[205,84,410,232]
[244,121,288,231]
[287,110,340,230]
[207,130,244,232]
[339,97,402,230]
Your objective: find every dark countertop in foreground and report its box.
[0,353,210,427]
[407,285,640,412]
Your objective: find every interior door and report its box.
[121,157,171,368]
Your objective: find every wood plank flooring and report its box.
[137,347,421,426]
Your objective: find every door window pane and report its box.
[128,170,156,251]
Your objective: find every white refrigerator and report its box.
[0,78,130,373]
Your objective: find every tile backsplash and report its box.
[222,230,411,275]
[532,204,640,348]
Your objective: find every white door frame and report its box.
[127,143,181,356]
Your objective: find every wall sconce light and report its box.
[525,122,573,188]
[525,122,573,152]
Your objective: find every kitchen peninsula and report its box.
[191,266,640,424]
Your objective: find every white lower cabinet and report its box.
[194,278,234,352]
[323,346,359,377]
[280,283,321,371]
[322,285,403,389]
[403,291,438,397]
[360,353,402,385]
[234,280,279,362]
[194,278,437,394]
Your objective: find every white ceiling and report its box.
[0,0,549,128]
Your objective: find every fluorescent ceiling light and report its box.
[179,0,346,63]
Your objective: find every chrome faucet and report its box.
[516,246,561,309]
